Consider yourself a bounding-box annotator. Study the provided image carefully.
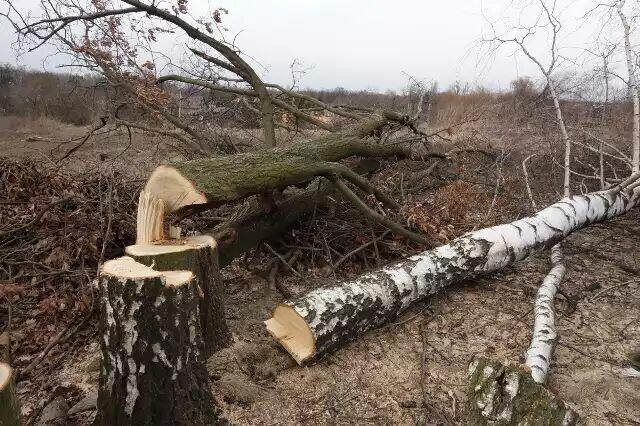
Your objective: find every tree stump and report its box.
[467,356,578,425]
[96,257,222,426]
[0,363,20,426]
[125,235,231,355]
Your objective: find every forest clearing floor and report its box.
[2,120,639,425]
[47,214,640,425]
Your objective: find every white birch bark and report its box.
[617,0,640,173]
[267,189,639,364]
[524,244,565,383]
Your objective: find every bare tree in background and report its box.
[484,0,572,196]
[614,0,640,173]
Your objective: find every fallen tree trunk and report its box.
[143,128,409,214]
[265,189,639,364]
[210,184,333,267]
[467,356,578,424]
[96,257,220,425]
[125,235,231,355]
[0,363,20,426]
[524,244,565,384]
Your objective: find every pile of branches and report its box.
[0,157,136,380]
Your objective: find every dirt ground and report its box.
[4,117,640,425]
[47,217,640,425]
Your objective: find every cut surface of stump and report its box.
[97,257,221,425]
[467,356,578,425]
[0,362,20,426]
[126,235,231,355]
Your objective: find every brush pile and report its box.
[0,157,137,408]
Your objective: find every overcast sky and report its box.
[0,0,626,91]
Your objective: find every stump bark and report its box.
[96,257,222,426]
[467,356,578,425]
[125,235,231,355]
[0,363,20,426]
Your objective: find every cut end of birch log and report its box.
[144,165,207,213]
[0,362,20,426]
[467,356,578,425]
[264,305,315,365]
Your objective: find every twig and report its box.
[331,178,430,245]
[0,197,75,239]
[590,280,637,300]
[264,243,303,279]
[334,230,391,270]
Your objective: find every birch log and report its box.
[0,363,20,426]
[126,235,231,355]
[524,244,565,383]
[265,189,639,365]
[96,257,221,425]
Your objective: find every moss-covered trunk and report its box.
[467,356,577,425]
[147,131,409,212]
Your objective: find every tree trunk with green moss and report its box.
[467,356,577,425]
[145,129,409,213]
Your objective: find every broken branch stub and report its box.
[265,189,639,365]
[96,257,221,425]
[125,235,231,355]
[0,363,20,426]
[467,356,578,425]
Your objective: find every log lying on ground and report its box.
[143,131,409,214]
[524,244,566,384]
[211,184,333,267]
[0,363,20,426]
[125,235,231,355]
[467,356,578,425]
[96,257,221,425]
[265,189,639,364]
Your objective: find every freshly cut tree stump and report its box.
[467,356,578,425]
[96,257,221,426]
[0,363,20,426]
[126,235,231,355]
[266,189,639,364]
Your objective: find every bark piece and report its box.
[0,363,20,426]
[96,257,222,426]
[266,189,639,364]
[467,356,578,425]
[524,244,565,383]
[125,235,231,355]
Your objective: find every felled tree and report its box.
[265,184,640,364]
